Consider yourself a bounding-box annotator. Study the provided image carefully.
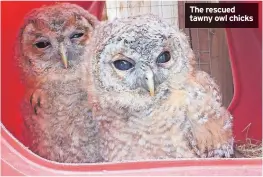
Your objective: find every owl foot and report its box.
[30,89,45,115]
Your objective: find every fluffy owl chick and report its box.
[83,14,234,162]
[16,3,102,163]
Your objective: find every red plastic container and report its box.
[1,1,262,176]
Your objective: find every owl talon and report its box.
[29,89,46,114]
[34,104,38,115]
[93,102,101,112]
[37,96,41,108]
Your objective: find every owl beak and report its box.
[145,71,155,97]
[59,44,68,69]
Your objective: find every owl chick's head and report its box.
[17,3,99,79]
[85,14,196,114]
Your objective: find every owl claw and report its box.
[37,96,41,108]
[29,89,45,115]
[34,104,38,115]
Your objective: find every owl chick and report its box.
[83,14,234,162]
[16,3,102,163]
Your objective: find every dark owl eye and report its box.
[34,41,51,49]
[70,33,84,39]
[156,51,171,64]
[113,60,134,71]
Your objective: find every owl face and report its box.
[86,15,195,113]
[18,3,98,77]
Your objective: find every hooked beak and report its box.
[59,44,68,69]
[145,70,155,97]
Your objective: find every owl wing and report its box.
[184,71,234,158]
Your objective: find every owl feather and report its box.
[83,14,234,162]
[16,3,102,163]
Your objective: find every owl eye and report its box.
[156,51,171,64]
[34,41,51,49]
[113,60,134,71]
[70,32,84,39]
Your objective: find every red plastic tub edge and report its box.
[1,124,262,176]
[1,1,262,176]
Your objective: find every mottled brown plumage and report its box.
[16,3,102,163]
[83,14,234,162]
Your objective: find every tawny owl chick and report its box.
[83,14,234,162]
[16,3,102,163]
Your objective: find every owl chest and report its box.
[26,82,95,148]
[100,115,196,161]
[45,80,85,102]
[32,79,89,123]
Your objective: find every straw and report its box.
[234,123,262,158]
[235,138,262,158]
